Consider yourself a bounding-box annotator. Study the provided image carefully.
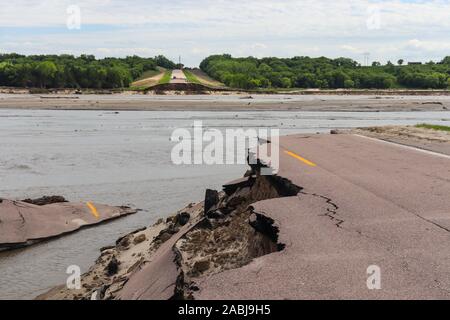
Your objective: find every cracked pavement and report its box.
[194,134,450,300]
[0,200,137,251]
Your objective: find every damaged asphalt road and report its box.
[118,134,450,300]
[194,134,450,300]
[41,133,450,300]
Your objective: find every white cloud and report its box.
[0,0,449,66]
[405,39,450,52]
[96,47,164,56]
[340,45,365,55]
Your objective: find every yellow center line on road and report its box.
[86,202,100,219]
[284,150,317,167]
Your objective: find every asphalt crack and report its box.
[12,201,27,228]
[299,191,344,228]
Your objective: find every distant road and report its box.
[169,69,187,84]
[196,134,450,299]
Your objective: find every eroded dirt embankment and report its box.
[351,125,450,156]
[173,173,301,299]
[39,165,302,300]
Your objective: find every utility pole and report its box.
[363,52,370,66]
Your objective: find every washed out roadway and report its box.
[170,69,187,84]
[195,134,450,299]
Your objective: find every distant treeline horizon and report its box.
[1,53,450,90]
[0,53,177,89]
[200,54,450,90]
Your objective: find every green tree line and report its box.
[200,54,450,90]
[0,54,176,89]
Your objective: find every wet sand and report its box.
[1,93,450,112]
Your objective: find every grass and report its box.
[415,124,450,132]
[134,69,162,81]
[126,86,150,92]
[158,70,172,85]
[190,69,225,87]
[183,69,202,84]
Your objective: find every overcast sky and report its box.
[1,0,450,66]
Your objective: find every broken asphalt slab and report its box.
[0,198,137,251]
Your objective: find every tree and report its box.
[0,53,175,89]
[258,63,272,76]
[105,66,131,88]
[333,57,359,68]
[441,56,450,65]
[155,55,176,69]
[329,70,349,88]
[280,77,292,88]
[259,77,271,88]
[344,79,355,88]
[35,61,57,88]
[315,79,329,89]
[295,73,316,88]
[200,54,450,90]
[398,59,404,66]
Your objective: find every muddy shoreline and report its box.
[1,86,450,96]
[1,93,450,112]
